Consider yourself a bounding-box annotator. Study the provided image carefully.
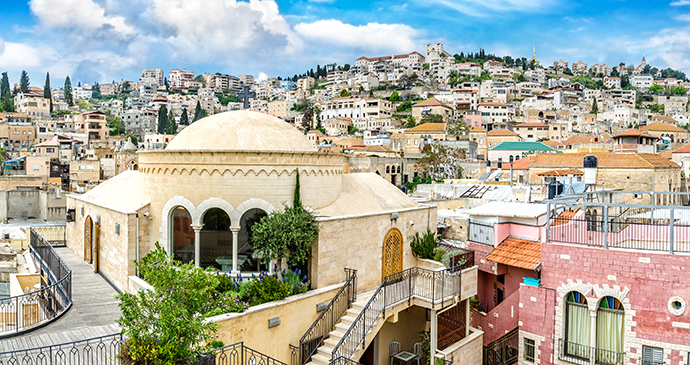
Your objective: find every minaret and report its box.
[533,46,536,60]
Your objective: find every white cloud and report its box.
[152,0,302,63]
[671,0,690,6]
[294,20,420,54]
[0,42,42,69]
[425,0,559,17]
[29,0,135,38]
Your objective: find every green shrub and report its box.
[440,249,466,268]
[410,229,437,260]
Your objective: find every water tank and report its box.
[497,161,503,169]
[548,181,564,199]
[583,155,597,185]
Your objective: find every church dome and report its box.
[165,111,316,152]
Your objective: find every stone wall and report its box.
[439,327,483,365]
[313,206,436,291]
[209,284,341,364]
[518,285,555,365]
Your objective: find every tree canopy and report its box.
[157,105,168,134]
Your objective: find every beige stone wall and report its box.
[66,196,151,291]
[460,266,478,302]
[312,206,436,291]
[209,284,341,363]
[138,151,344,253]
[0,176,42,190]
[438,327,483,365]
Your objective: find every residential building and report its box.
[168,68,195,89]
[611,129,657,153]
[488,141,554,163]
[553,59,568,69]
[513,122,549,141]
[323,117,352,136]
[267,100,293,118]
[639,122,688,145]
[411,97,454,122]
[571,61,588,73]
[296,77,314,92]
[603,77,621,89]
[141,68,164,86]
[0,120,35,148]
[478,102,514,130]
[630,74,653,90]
[14,93,50,119]
[590,63,611,76]
[403,122,446,156]
[100,83,120,96]
[73,85,92,100]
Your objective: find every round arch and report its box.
[161,196,199,254]
[196,197,235,226]
[232,198,276,227]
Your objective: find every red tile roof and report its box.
[514,122,548,128]
[485,236,541,271]
[501,155,535,170]
[612,129,657,139]
[536,169,583,176]
[488,129,518,137]
[531,152,679,168]
[673,142,690,154]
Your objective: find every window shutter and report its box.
[642,346,663,365]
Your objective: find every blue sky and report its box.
[1,0,690,87]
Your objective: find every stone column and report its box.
[230,226,241,273]
[430,309,438,365]
[191,224,203,267]
[590,311,597,365]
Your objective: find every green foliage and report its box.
[419,330,431,365]
[404,115,416,129]
[347,124,361,135]
[389,91,401,102]
[293,170,302,210]
[0,72,9,98]
[440,249,466,268]
[397,100,412,112]
[671,86,687,95]
[648,104,665,113]
[416,143,466,180]
[106,112,125,136]
[126,134,138,145]
[649,84,663,95]
[423,63,430,70]
[251,184,319,268]
[409,229,437,260]
[403,175,438,193]
[591,96,598,114]
[572,76,603,90]
[193,101,206,122]
[238,271,307,305]
[19,70,29,93]
[43,72,52,112]
[447,119,469,136]
[216,92,240,106]
[118,244,224,365]
[537,137,550,142]
[420,114,444,124]
[340,89,351,97]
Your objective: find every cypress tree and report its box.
[43,72,52,112]
[167,110,177,134]
[0,72,9,97]
[157,105,168,134]
[180,107,189,125]
[592,97,599,114]
[293,169,302,209]
[19,71,29,93]
[64,76,74,106]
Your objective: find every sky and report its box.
[1,0,690,87]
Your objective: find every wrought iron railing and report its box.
[468,220,494,246]
[482,328,518,365]
[558,339,625,365]
[331,267,461,363]
[0,229,72,337]
[201,341,288,365]
[293,268,357,365]
[0,333,121,364]
[449,251,474,273]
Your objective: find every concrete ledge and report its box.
[127,275,154,293]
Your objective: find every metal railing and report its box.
[331,267,461,363]
[482,328,518,365]
[449,251,474,273]
[293,268,357,365]
[468,220,494,246]
[558,339,625,365]
[30,225,67,246]
[0,228,72,337]
[0,333,121,364]
[202,341,288,365]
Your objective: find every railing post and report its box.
[670,208,675,254]
[603,205,609,249]
[546,202,551,243]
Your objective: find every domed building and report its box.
[66,111,436,291]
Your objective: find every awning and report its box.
[485,236,541,271]
[4,156,26,164]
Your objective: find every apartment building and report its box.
[571,61,588,73]
[168,68,195,89]
[320,96,395,120]
[14,93,50,119]
[603,77,621,89]
[479,102,514,130]
[100,83,120,96]
[140,68,164,86]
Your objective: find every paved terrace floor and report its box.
[0,247,121,352]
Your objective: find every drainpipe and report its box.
[135,213,140,277]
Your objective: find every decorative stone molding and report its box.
[196,197,235,226]
[668,296,686,316]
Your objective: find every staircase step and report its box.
[309,353,331,365]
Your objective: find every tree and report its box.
[43,72,52,112]
[342,64,350,71]
[19,70,29,93]
[389,91,401,102]
[121,80,130,93]
[106,110,125,136]
[167,110,177,134]
[92,82,101,99]
[180,108,189,125]
[415,143,466,180]
[649,84,663,95]
[447,119,469,136]
[157,105,168,134]
[340,89,351,97]
[64,76,74,106]
[0,72,9,98]
[591,96,599,114]
[192,101,206,122]
[251,172,319,269]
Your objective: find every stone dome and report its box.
[165,111,316,152]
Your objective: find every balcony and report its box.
[558,339,625,365]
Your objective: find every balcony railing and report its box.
[292,268,357,365]
[331,267,461,363]
[558,339,625,365]
[0,333,120,364]
[468,220,494,246]
[0,228,72,338]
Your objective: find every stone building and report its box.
[65,111,437,292]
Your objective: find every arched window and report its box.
[386,166,390,174]
[596,297,624,363]
[509,156,514,162]
[565,292,590,360]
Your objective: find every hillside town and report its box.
[0,42,689,365]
